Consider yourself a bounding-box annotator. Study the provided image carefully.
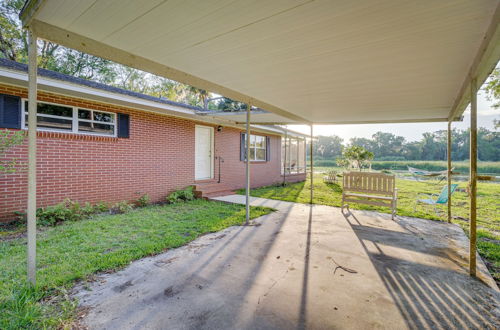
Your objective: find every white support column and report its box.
[310,125,313,204]
[27,29,38,285]
[447,121,452,223]
[245,103,251,225]
[469,78,478,277]
[283,126,287,185]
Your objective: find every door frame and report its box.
[195,125,214,180]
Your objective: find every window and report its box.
[243,134,267,161]
[281,136,306,174]
[23,101,116,136]
[78,109,115,135]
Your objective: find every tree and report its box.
[484,68,500,109]
[313,135,343,159]
[0,130,24,173]
[0,0,208,106]
[337,145,374,171]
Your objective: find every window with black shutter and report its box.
[0,94,21,129]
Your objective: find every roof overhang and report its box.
[0,66,291,136]
[20,0,500,124]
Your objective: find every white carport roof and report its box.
[20,0,500,124]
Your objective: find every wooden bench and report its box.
[323,170,338,184]
[341,172,398,220]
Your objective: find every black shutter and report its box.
[117,113,130,138]
[240,133,246,161]
[0,94,21,129]
[266,136,270,161]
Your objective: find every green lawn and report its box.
[0,200,273,329]
[239,173,500,282]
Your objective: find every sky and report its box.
[287,90,498,142]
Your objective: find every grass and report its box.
[312,160,500,175]
[239,173,500,282]
[0,199,273,329]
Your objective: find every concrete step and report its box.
[203,190,236,198]
[193,183,234,199]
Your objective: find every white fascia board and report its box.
[0,67,286,136]
[0,67,196,115]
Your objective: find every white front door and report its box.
[195,125,213,180]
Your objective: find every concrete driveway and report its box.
[74,196,499,329]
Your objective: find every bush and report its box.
[136,194,151,207]
[110,201,134,214]
[37,202,82,226]
[166,186,195,204]
[13,199,110,226]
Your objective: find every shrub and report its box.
[93,201,109,213]
[14,199,110,226]
[37,200,83,226]
[136,194,151,207]
[166,186,195,204]
[110,201,134,214]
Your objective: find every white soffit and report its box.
[22,0,500,124]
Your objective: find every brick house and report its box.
[0,59,307,222]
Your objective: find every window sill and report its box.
[242,160,268,164]
[33,130,119,141]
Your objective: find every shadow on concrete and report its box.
[298,204,313,329]
[92,202,297,329]
[342,211,499,329]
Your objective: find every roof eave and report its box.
[27,19,310,124]
[19,0,43,27]
[448,2,500,121]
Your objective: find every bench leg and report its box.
[341,194,350,215]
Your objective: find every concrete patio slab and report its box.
[74,196,499,329]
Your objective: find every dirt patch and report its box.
[154,257,179,267]
[210,234,226,240]
[113,280,133,293]
[163,286,179,298]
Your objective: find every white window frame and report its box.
[21,99,117,137]
[244,134,267,162]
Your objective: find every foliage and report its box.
[0,0,209,107]
[17,199,110,226]
[136,194,151,207]
[337,145,374,170]
[166,186,195,204]
[484,68,500,109]
[313,160,500,175]
[310,135,343,159]
[310,122,499,162]
[110,201,134,214]
[0,129,25,173]
[242,173,500,282]
[0,200,274,328]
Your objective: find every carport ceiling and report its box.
[21,0,500,124]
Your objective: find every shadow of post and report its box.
[341,211,499,329]
[298,204,313,329]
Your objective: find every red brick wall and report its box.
[213,127,305,190]
[0,84,305,222]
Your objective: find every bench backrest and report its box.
[343,172,395,195]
